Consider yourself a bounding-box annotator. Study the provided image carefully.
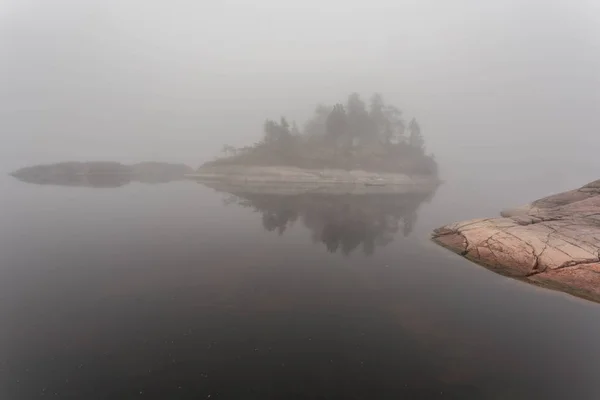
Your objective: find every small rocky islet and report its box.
[12,94,440,191]
[10,161,194,187]
[433,179,600,303]
[192,93,439,191]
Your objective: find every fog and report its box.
[5,3,600,397]
[2,0,600,186]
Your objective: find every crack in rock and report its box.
[432,179,600,302]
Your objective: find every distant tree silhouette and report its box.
[290,121,301,136]
[384,105,405,143]
[369,93,388,142]
[280,117,290,135]
[263,120,279,144]
[263,118,292,145]
[304,104,332,137]
[221,144,237,156]
[346,93,372,144]
[205,93,437,176]
[326,104,348,143]
[408,118,424,151]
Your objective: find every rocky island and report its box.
[11,161,194,187]
[189,93,439,192]
[433,179,600,303]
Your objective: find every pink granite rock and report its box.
[433,179,600,302]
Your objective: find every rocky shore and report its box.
[188,165,440,195]
[11,161,194,187]
[433,179,600,303]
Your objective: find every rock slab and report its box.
[11,161,194,187]
[188,165,440,194]
[432,179,600,303]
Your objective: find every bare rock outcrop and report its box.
[11,161,194,187]
[188,165,440,194]
[432,179,600,302]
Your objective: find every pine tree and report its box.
[408,118,424,151]
[326,104,348,141]
[290,121,301,136]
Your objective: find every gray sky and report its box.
[1,0,599,177]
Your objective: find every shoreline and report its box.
[432,179,600,303]
[187,165,440,195]
[188,165,440,184]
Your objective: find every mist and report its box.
[5,2,600,398]
[2,0,599,185]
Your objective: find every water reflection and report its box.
[207,184,437,255]
[11,172,135,188]
[11,173,189,188]
[12,173,188,188]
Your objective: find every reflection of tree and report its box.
[262,207,298,235]
[219,190,436,255]
[402,211,417,237]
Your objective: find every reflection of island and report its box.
[10,161,194,188]
[211,183,436,255]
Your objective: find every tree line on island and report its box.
[208,93,437,175]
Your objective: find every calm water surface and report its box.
[2,168,600,399]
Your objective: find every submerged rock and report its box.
[11,161,194,187]
[432,179,600,303]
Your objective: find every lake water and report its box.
[2,167,600,400]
